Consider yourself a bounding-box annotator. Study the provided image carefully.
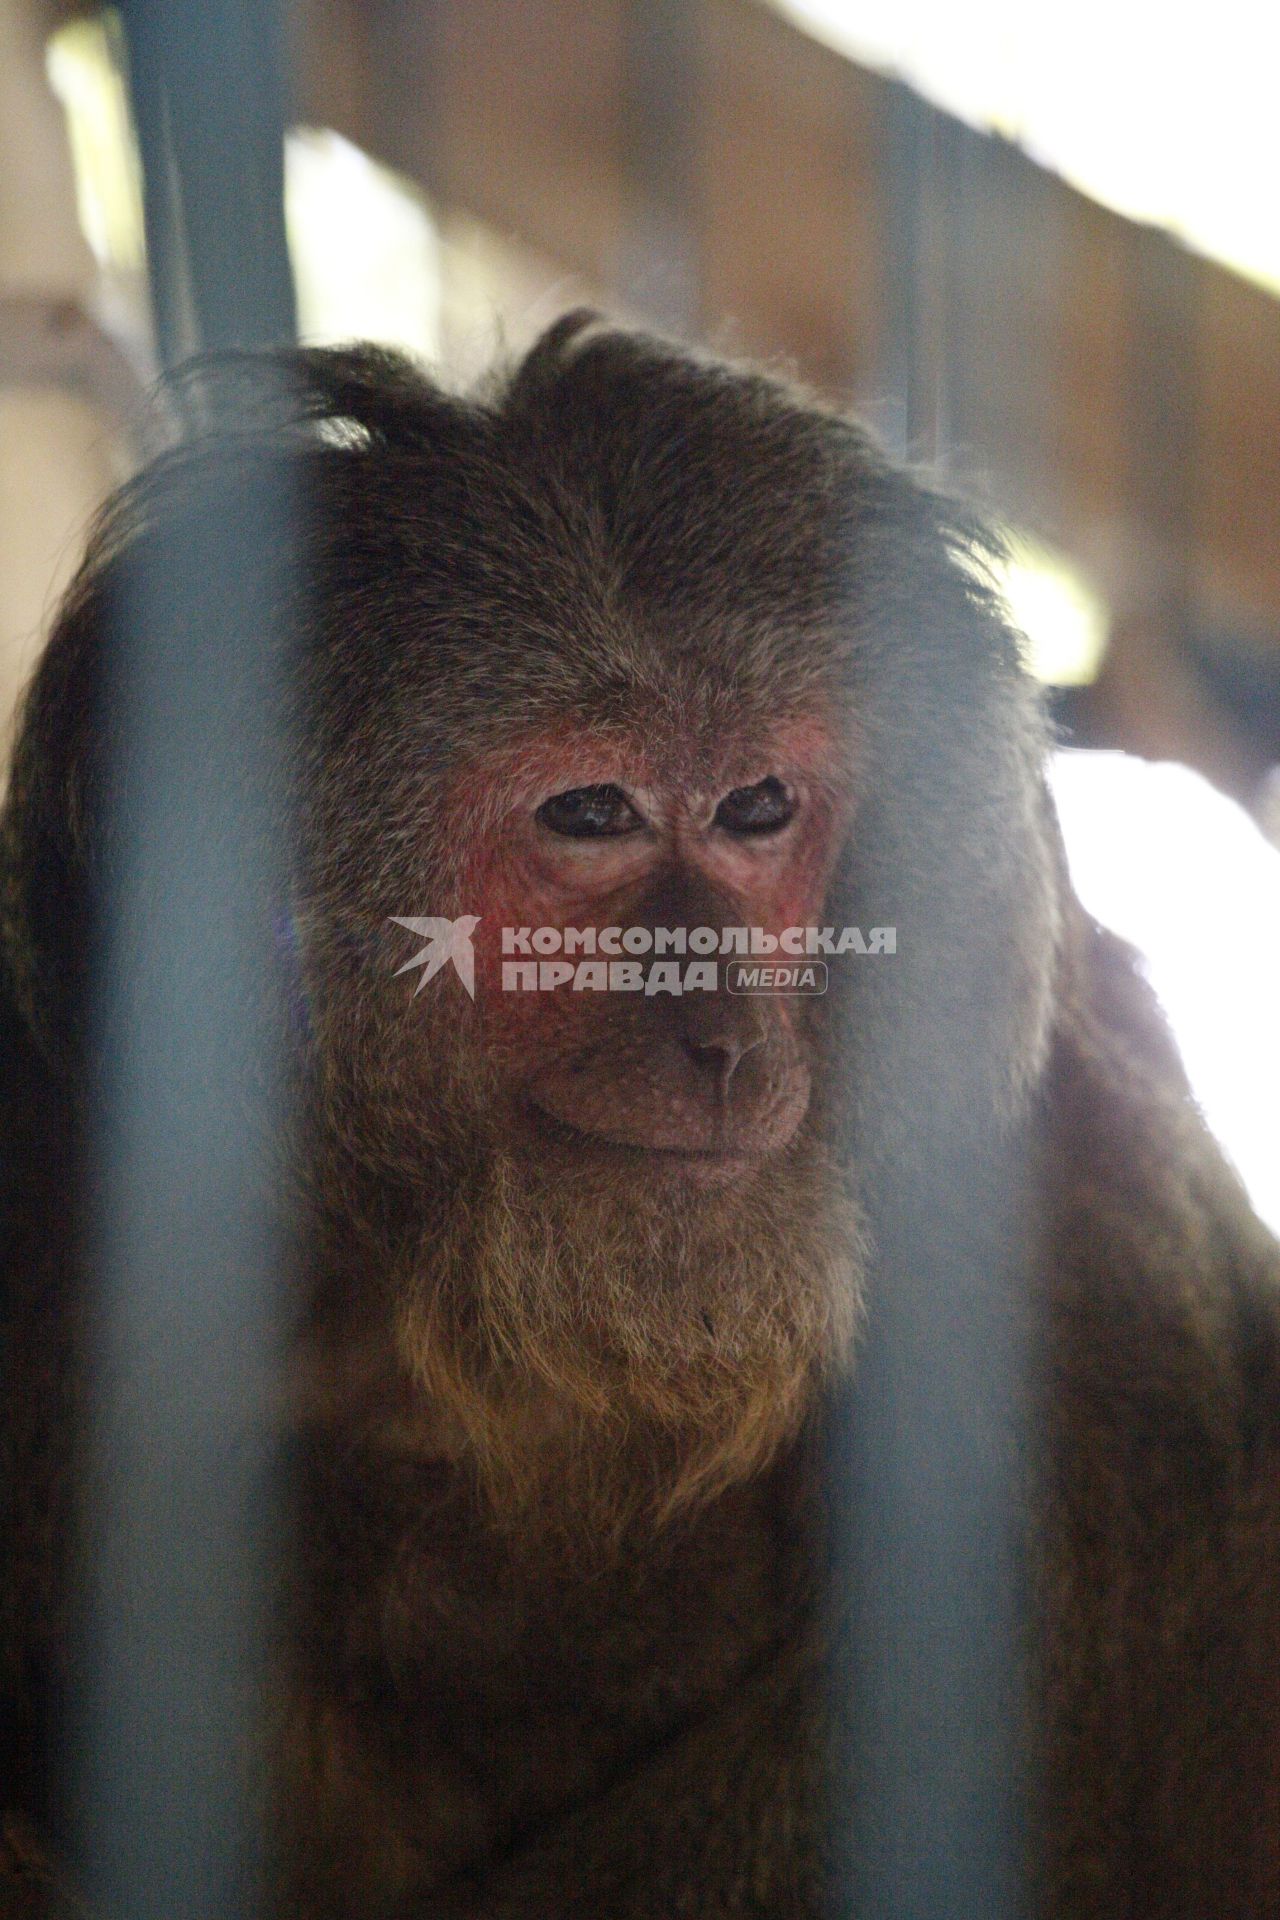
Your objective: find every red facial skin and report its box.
[435,716,853,1182]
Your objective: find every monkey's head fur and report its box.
[1,314,1061,1532]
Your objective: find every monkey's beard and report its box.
[391,1136,866,1538]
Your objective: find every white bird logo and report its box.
[389,916,480,999]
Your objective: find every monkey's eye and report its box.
[712,777,796,836]
[536,784,645,839]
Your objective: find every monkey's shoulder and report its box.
[1034,930,1280,1915]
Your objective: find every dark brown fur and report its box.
[3,316,1279,1916]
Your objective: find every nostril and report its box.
[684,1034,747,1089]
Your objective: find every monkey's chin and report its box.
[392,1129,866,1537]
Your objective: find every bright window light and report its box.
[1050,749,1280,1236]
[285,129,442,357]
[988,533,1109,687]
[46,17,145,275]
[770,0,1280,297]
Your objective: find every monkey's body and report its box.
[2,321,1279,1916]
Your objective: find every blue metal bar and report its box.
[76,4,297,1915]
[839,81,1031,1920]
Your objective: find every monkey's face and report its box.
[457,714,847,1181]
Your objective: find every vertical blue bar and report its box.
[78,3,297,1915]
[836,80,1029,1920]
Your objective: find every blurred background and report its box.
[2,0,1278,1226]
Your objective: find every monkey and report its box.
[2,312,1279,1918]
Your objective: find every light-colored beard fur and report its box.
[394,1140,867,1540]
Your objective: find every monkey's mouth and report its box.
[520,1100,767,1186]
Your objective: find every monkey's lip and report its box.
[520,1100,764,1183]
[636,1144,760,1187]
